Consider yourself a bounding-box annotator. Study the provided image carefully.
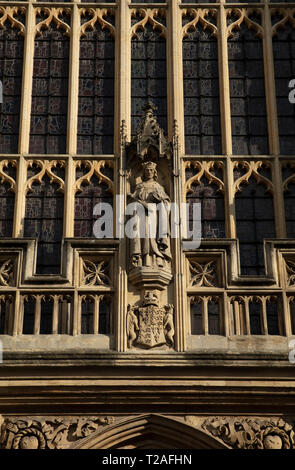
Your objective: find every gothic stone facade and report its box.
[0,0,295,450]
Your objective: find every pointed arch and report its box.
[70,414,228,449]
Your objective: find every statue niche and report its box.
[127,161,173,290]
[128,161,171,269]
[125,102,175,349]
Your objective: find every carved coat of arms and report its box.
[127,292,174,349]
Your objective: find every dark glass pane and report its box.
[186,165,225,238]
[99,299,111,334]
[282,164,295,237]
[249,301,262,335]
[183,20,221,155]
[183,0,219,3]
[0,163,16,237]
[191,301,202,334]
[74,164,113,238]
[24,166,65,274]
[131,20,167,135]
[273,22,295,154]
[40,300,52,334]
[0,302,6,334]
[81,300,93,334]
[132,0,164,2]
[267,300,280,335]
[23,299,35,334]
[30,16,70,154]
[0,15,25,153]
[208,300,220,334]
[235,172,275,276]
[291,301,295,335]
[81,0,115,2]
[78,15,115,154]
[228,17,268,155]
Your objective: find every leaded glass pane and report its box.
[183,19,221,155]
[228,16,268,155]
[131,20,167,135]
[0,15,25,153]
[78,15,115,155]
[30,16,70,154]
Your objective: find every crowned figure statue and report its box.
[128,161,171,269]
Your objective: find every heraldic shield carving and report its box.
[127,292,174,349]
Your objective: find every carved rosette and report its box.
[127,292,174,350]
[0,416,113,449]
[80,258,112,287]
[188,259,218,288]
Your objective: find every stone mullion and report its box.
[12,156,27,237]
[202,297,209,335]
[52,296,60,335]
[219,4,236,239]
[66,4,80,155]
[63,156,75,238]
[262,5,280,156]
[233,299,240,335]
[262,6,286,237]
[218,2,232,155]
[18,3,35,154]
[272,157,286,238]
[33,295,42,335]
[173,152,187,351]
[93,295,100,335]
[115,0,131,351]
[282,291,292,337]
[225,158,236,239]
[13,3,35,237]
[72,291,80,336]
[261,297,268,335]
[244,297,251,335]
[167,0,184,152]
[114,0,131,153]
[13,291,22,336]
[166,0,186,351]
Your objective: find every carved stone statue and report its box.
[126,292,175,349]
[128,161,171,270]
[127,304,139,349]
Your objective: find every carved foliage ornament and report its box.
[233,160,273,195]
[282,161,295,193]
[202,416,295,449]
[35,7,71,37]
[26,160,65,194]
[0,160,16,193]
[127,102,172,162]
[0,6,26,35]
[271,8,295,37]
[185,161,224,195]
[0,416,113,449]
[0,259,14,287]
[75,160,114,194]
[80,8,115,38]
[285,259,295,287]
[127,292,174,349]
[226,8,263,39]
[182,8,218,39]
[131,8,166,39]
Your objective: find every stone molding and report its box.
[1,414,295,449]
